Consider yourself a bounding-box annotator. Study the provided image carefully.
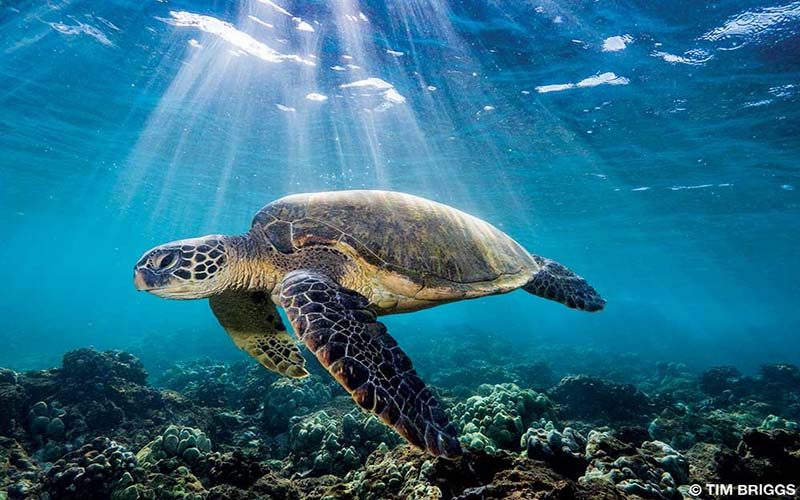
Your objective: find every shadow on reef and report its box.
[1,345,799,499]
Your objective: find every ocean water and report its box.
[1,0,799,377]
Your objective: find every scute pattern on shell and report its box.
[251,190,537,287]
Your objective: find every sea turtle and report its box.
[133,190,604,458]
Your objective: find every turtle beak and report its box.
[134,268,154,291]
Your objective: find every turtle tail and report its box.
[523,256,605,312]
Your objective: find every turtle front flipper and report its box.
[277,270,462,459]
[209,290,309,378]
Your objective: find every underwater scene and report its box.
[2,0,800,498]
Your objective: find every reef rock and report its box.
[428,363,519,396]
[128,465,208,500]
[262,378,333,435]
[287,408,400,476]
[521,421,588,479]
[683,442,733,486]
[451,383,554,452]
[44,437,140,500]
[758,364,800,417]
[759,414,799,431]
[612,426,651,448]
[328,445,624,500]
[11,349,216,454]
[552,375,652,424]
[58,348,162,431]
[0,437,40,499]
[697,364,800,419]
[27,400,69,462]
[580,430,688,499]
[136,425,212,473]
[649,404,761,450]
[62,348,148,386]
[725,428,800,483]
[759,363,800,389]
[159,360,240,409]
[0,369,26,439]
[202,449,266,489]
[513,361,558,392]
[698,366,744,396]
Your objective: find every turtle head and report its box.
[134,235,232,299]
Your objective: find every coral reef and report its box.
[136,425,213,472]
[450,383,554,452]
[62,349,148,386]
[551,375,653,424]
[580,431,689,499]
[699,365,744,396]
[205,471,306,500]
[288,410,360,475]
[0,370,25,439]
[427,363,518,396]
[514,361,559,392]
[725,428,800,484]
[685,428,800,489]
[44,437,139,500]
[1,345,799,500]
[697,364,800,418]
[328,445,623,500]
[261,377,334,436]
[648,405,762,450]
[521,421,588,478]
[0,437,40,499]
[158,360,242,409]
[287,409,401,476]
[57,348,163,433]
[202,450,266,489]
[645,363,800,452]
[27,401,68,462]
[759,414,799,431]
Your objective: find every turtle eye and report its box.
[155,252,177,270]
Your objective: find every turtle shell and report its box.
[250,190,537,287]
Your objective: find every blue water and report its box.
[1,0,798,374]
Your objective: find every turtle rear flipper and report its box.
[278,270,463,459]
[210,290,309,378]
[524,256,606,312]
